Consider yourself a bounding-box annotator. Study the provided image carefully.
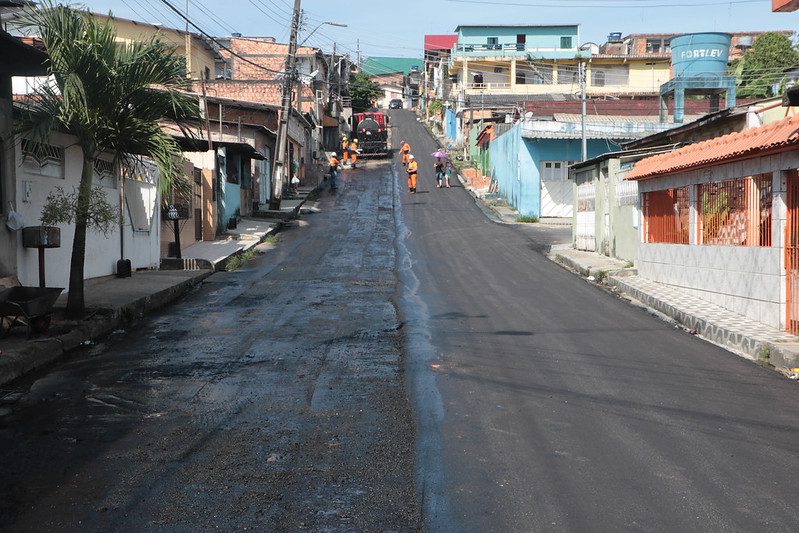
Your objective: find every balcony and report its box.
[451,43,587,60]
[457,82,659,97]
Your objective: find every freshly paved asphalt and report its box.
[390,110,799,531]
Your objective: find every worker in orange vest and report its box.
[329,152,340,190]
[400,140,411,166]
[407,154,418,193]
[341,134,350,166]
[350,138,359,168]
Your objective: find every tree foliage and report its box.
[349,72,383,112]
[40,185,120,236]
[14,2,200,316]
[735,32,799,99]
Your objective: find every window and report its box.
[93,158,117,189]
[560,36,573,49]
[643,187,690,244]
[493,66,506,74]
[698,175,772,246]
[591,64,629,87]
[515,71,526,85]
[663,38,672,53]
[487,37,498,45]
[558,65,579,84]
[541,161,576,181]
[646,38,662,54]
[21,139,64,179]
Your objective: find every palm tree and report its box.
[15,2,199,317]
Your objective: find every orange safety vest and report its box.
[407,160,418,173]
[401,143,411,154]
[330,156,339,167]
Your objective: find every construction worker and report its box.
[407,154,418,193]
[400,140,411,166]
[350,138,359,168]
[329,152,340,190]
[341,134,350,166]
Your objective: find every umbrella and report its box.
[431,151,449,159]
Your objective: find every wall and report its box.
[636,151,797,329]
[104,16,216,82]
[15,132,161,290]
[458,26,578,50]
[0,96,16,280]
[445,107,458,143]
[491,128,615,217]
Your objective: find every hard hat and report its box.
[409,154,415,160]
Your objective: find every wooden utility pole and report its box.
[270,0,302,210]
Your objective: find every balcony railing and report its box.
[451,43,585,58]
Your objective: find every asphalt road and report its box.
[0,166,419,530]
[389,110,799,531]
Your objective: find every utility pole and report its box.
[356,39,361,68]
[270,0,302,210]
[580,60,587,162]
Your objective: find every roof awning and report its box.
[475,125,495,147]
[0,29,47,76]
[172,135,264,160]
[626,113,799,181]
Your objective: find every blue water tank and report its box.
[671,33,732,78]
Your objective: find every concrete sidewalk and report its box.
[0,185,323,387]
[550,245,799,373]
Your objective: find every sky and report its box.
[82,0,799,59]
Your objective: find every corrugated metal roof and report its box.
[424,34,457,51]
[360,57,422,76]
[626,114,799,181]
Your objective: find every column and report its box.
[510,58,517,91]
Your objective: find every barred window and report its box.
[698,175,772,247]
[21,139,64,179]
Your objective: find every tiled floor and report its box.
[613,275,798,343]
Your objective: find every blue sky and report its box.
[84,0,799,59]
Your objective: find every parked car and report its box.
[389,99,403,109]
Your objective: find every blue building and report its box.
[488,117,681,218]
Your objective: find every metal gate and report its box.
[787,170,799,335]
[576,182,596,251]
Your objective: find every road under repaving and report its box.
[1,110,798,532]
[0,165,418,531]
[389,109,799,531]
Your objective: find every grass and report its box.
[226,247,259,271]
[515,215,539,223]
[264,234,280,245]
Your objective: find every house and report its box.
[625,112,799,332]
[602,31,795,62]
[0,29,46,284]
[570,146,677,262]
[423,34,458,112]
[360,57,424,108]
[204,37,328,186]
[488,113,684,218]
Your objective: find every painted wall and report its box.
[445,106,458,143]
[572,158,640,263]
[490,126,616,217]
[101,15,217,82]
[457,26,579,50]
[636,152,796,329]
[14,132,161,290]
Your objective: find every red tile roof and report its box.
[626,113,799,180]
[424,34,457,51]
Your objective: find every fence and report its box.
[642,187,690,244]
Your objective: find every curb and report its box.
[552,251,637,279]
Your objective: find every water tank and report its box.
[607,32,623,43]
[671,33,732,79]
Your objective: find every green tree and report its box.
[16,3,199,317]
[349,72,383,112]
[735,32,799,98]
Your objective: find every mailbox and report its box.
[22,226,61,249]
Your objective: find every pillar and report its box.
[674,86,685,124]
[510,58,517,91]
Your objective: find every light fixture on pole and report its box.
[299,21,347,46]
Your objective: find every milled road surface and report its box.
[389,110,799,531]
[0,167,419,530]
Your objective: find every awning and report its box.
[172,135,265,160]
[626,113,799,181]
[475,125,495,147]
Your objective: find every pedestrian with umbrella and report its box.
[431,151,448,188]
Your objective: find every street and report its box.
[2,110,799,531]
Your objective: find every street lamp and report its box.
[299,21,347,46]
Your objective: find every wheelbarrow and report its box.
[0,287,64,338]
